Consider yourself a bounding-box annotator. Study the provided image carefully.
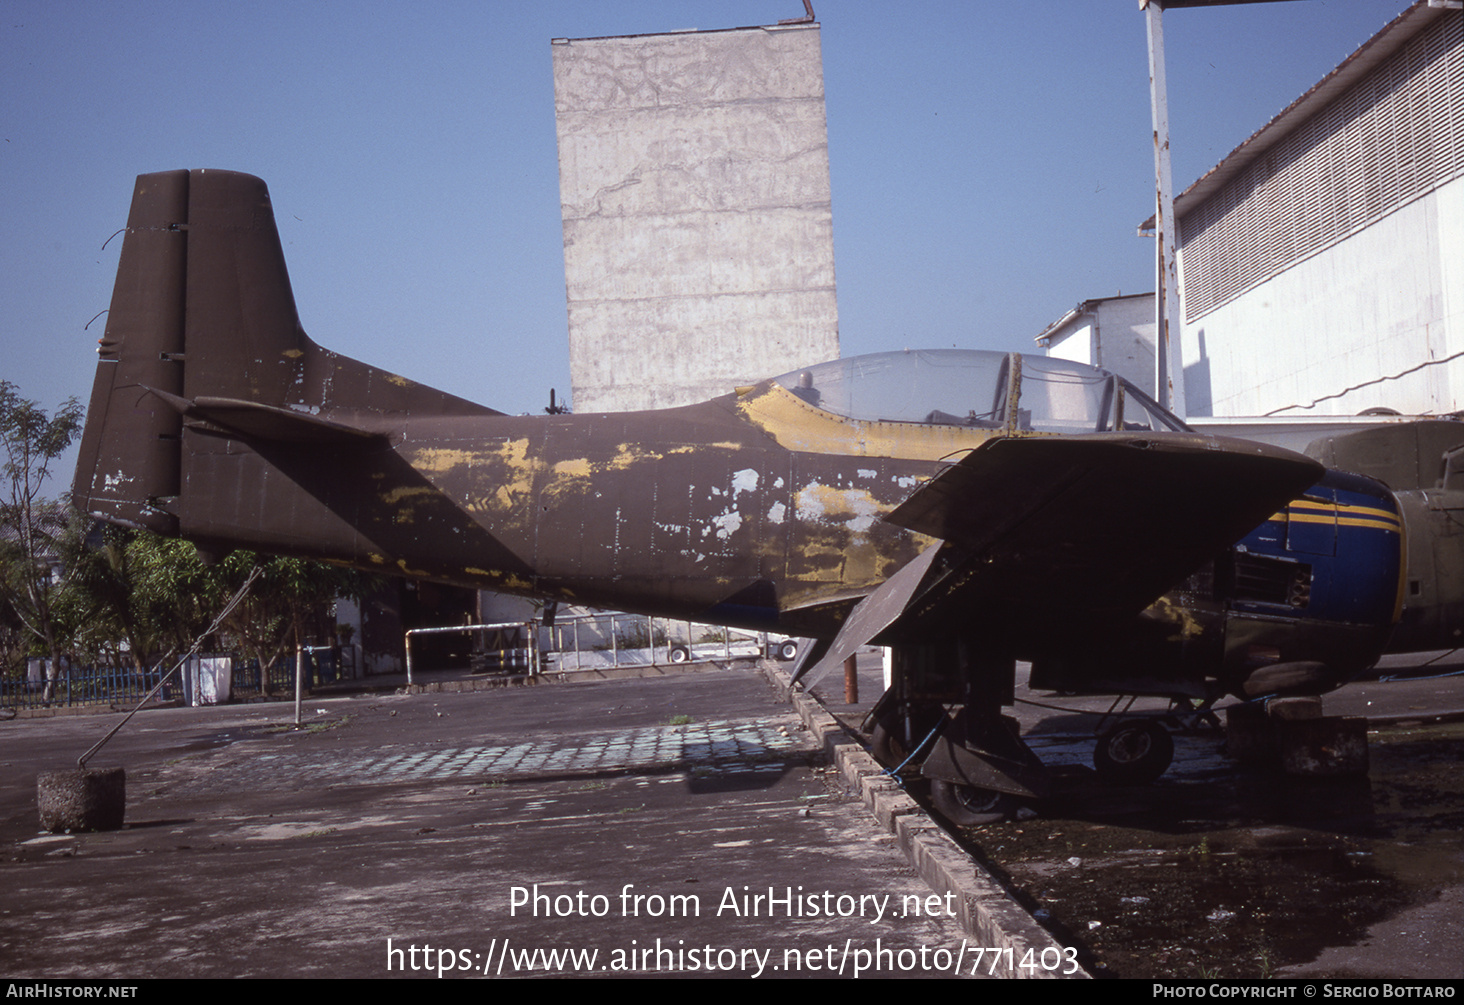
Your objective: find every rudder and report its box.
[73,169,495,535]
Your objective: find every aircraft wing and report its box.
[796,432,1322,685]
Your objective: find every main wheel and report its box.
[929,780,1018,826]
[869,703,946,768]
[1093,719,1174,784]
[668,645,691,664]
[776,640,798,661]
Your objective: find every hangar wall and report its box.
[1174,5,1462,419]
[1185,181,1461,417]
[552,23,840,413]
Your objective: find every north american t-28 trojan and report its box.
[74,170,1463,823]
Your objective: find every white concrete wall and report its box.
[1181,178,1463,418]
[1093,296,1157,395]
[553,24,839,413]
[1043,295,1157,396]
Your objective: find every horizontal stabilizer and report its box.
[144,388,386,445]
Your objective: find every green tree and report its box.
[0,383,83,695]
[62,525,380,693]
[58,520,208,674]
[216,551,379,692]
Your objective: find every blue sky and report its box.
[3,0,1414,446]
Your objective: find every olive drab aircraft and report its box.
[73,170,1463,824]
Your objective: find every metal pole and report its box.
[1146,0,1187,419]
[294,641,303,728]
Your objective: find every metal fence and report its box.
[0,663,173,711]
[230,647,355,695]
[2,646,361,711]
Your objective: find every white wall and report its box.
[1182,179,1462,418]
[1044,295,1157,396]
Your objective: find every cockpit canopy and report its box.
[772,349,1187,435]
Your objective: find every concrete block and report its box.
[1225,702,1276,763]
[37,766,126,832]
[1279,716,1370,776]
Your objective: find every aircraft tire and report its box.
[1093,720,1174,784]
[929,780,1018,827]
[668,646,691,664]
[868,704,946,768]
[776,640,798,661]
[869,723,909,767]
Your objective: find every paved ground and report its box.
[0,664,1047,980]
[2,650,1460,980]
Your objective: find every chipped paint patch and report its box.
[711,509,743,540]
[795,482,883,535]
[731,468,759,495]
[767,501,786,525]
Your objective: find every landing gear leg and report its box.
[867,698,946,768]
[917,647,1049,824]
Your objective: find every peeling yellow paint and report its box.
[281,348,304,359]
[602,443,665,471]
[737,383,997,460]
[1148,596,1206,641]
[381,485,436,505]
[410,447,480,476]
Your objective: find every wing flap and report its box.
[867,433,1323,651]
[793,543,945,687]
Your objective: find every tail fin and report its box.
[73,169,495,534]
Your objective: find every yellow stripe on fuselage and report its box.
[1264,499,1402,534]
